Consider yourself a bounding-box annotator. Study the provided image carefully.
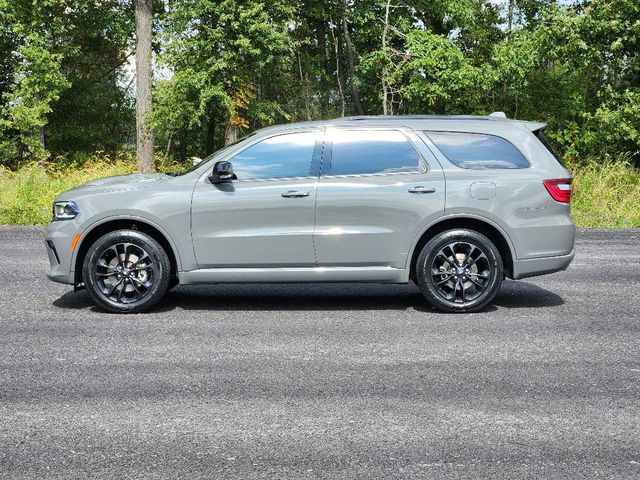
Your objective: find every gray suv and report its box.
[45,114,575,313]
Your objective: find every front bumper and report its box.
[45,220,80,285]
[511,249,575,280]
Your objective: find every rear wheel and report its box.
[416,229,503,313]
[82,230,170,313]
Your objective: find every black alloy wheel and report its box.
[83,230,170,313]
[417,229,503,312]
[95,242,155,304]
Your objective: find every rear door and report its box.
[313,127,445,269]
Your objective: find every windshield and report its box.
[170,132,257,176]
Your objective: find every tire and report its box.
[416,229,503,313]
[82,229,171,313]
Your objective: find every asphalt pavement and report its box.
[0,227,639,479]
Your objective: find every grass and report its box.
[569,159,640,228]
[1,155,639,227]
[0,155,138,225]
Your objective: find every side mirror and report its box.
[191,156,203,166]
[209,160,237,184]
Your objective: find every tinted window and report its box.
[329,130,421,175]
[426,131,529,169]
[535,130,565,167]
[230,132,316,180]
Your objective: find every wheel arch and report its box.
[408,216,515,281]
[73,217,181,286]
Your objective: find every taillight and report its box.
[543,178,572,203]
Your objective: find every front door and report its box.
[191,130,322,268]
[314,128,445,269]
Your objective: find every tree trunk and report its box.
[164,131,173,160]
[507,0,514,32]
[224,121,239,146]
[205,113,216,154]
[341,0,364,115]
[382,0,391,115]
[135,0,154,173]
[317,21,328,72]
[317,21,330,116]
[111,75,136,159]
[35,92,46,153]
[329,19,346,117]
[298,49,312,121]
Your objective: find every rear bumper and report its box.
[511,249,574,280]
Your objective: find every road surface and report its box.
[0,227,638,479]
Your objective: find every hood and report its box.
[83,173,167,188]
[58,173,169,199]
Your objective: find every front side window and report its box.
[230,131,317,180]
[327,130,422,176]
[426,131,529,169]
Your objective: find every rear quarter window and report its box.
[425,131,529,169]
[534,130,566,167]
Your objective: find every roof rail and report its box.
[337,114,519,122]
[339,115,495,122]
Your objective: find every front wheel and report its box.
[416,229,503,313]
[82,230,171,313]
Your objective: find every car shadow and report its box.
[52,280,564,313]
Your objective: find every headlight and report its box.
[52,201,80,220]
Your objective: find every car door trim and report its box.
[179,266,405,285]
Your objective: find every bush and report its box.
[0,154,137,225]
[0,154,638,227]
[570,157,640,228]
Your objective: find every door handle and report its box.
[281,190,310,198]
[408,186,436,194]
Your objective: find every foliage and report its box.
[152,0,295,156]
[0,37,69,160]
[0,154,137,225]
[0,0,133,166]
[400,30,485,114]
[0,0,638,173]
[570,156,640,228]
[2,153,638,227]
[579,89,640,160]
[0,152,189,225]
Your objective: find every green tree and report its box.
[1,36,69,161]
[0,0,70,162]
[154,0,295,158]
[0,0,134,166]
[0,0,638,167]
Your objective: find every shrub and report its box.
[0,154,638,227]
[570,156,640,228]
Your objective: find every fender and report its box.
[403,212,518,281]
[72,214,185,273]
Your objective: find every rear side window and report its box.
[230,132,317,180]
[328,130,422,176]
[426,131,529,169]
[535,130,566,167]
